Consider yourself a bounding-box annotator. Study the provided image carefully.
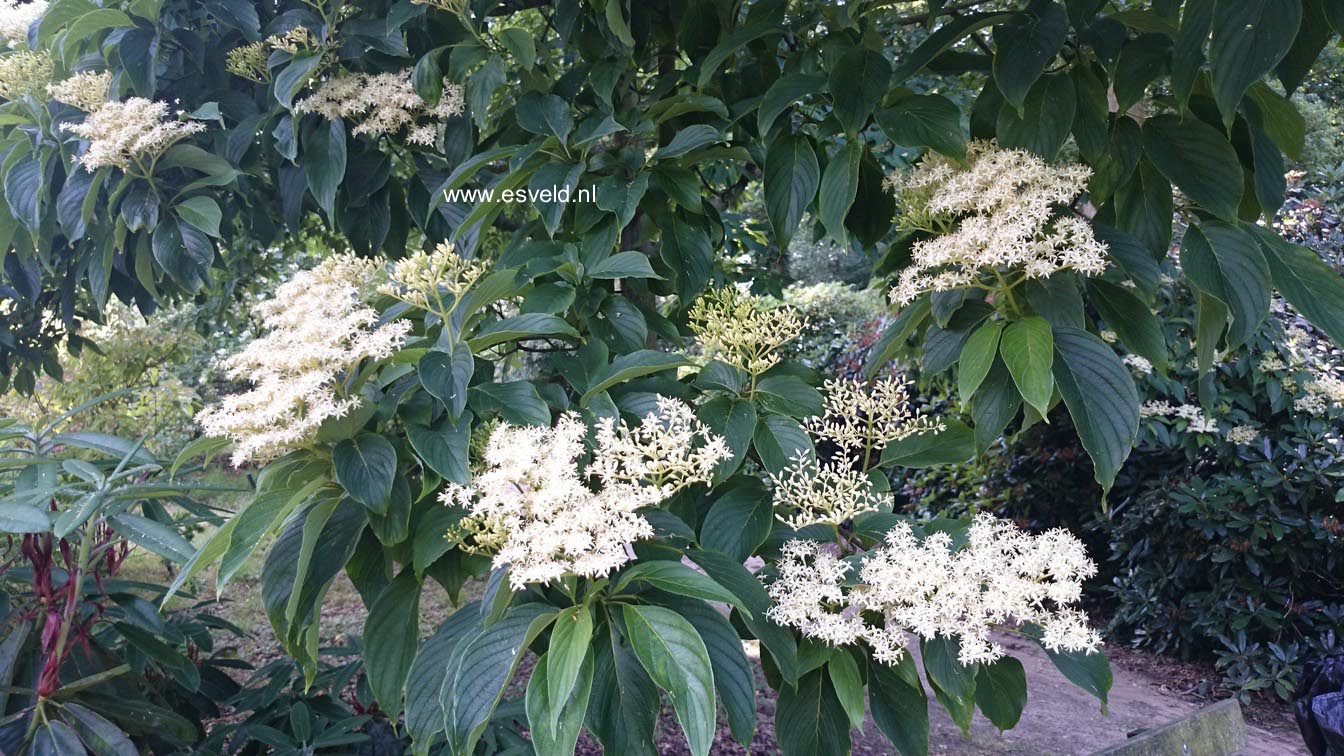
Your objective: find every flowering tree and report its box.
[1,0,1343,753]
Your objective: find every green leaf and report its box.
[471,381,551,426]
[50,432,155,464]
[527,651,595,756]
[686,548,799,685]
[468,313,579,350]
[652,125,723,160]
[304,118,346,217]
[829,46,890,136]
[332,433,397,513]
[1209,0,1302,122]
[621,605,717,756]
[828,649,866,732]
[992,3,1069,109]
[818,141,862,245]
[754,375,823,418]
[876,93,967,159]
[659,218,713,302]
[1051,327,1139,493]
[1179,222,1270,349]
[775,669,851,756]
[757,73,826,136]
[33,719,84,756]
[1088,280,1168,372]
[364,569,421,719]
[407,414,471,485]
[588,251,660,280]
[174,196,222,238]
[695,16,784,87]
[752,414,814,473]
[665,596,757,746]
[63,701,138,756]
[603,0,635,46]
[1022,624,1112,708]
[580,350,693,406]
[1000,316,1054,417]
[516,92,572,142]
[545,605,594,727]
[445,603,557,754]
[870,655,929,756]
[1172,0,1215,108]
[616,561,750,617]
[405,603,482,750]
[700,476,772,562]
[586,627,659,756]
[975,657,1027,731]
[1250,225,1344,347]
[53,492,102,539]
[763,134,820,249]
[879,418,976,468]
[892,12,1017,82]
[921,636,977,735]
[958,320,1003,400]
[1142,114,1244,221]
[419,342,473,419]
[0,503,46,532]
[107,513,195,563]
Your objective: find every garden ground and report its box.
[129,545,1307,755]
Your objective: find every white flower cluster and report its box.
[1295,372,1344,415]
[0,48,48,99]
[1139,401,1219,433]
[1224,425,1260,445]
[767,514,1102,667]
[295,69,465,146]
[377,241,484,314]
[60,97,205,172]
[48,70,111,111]
[767,377,942,529]
[196,254,410,465]
[590,395,731,495]
[1123,354,1153,375]
[886,141,1108,305]
[769,451,888,530]
[688,286,804,376]
[0,0,43,48]
[806,377,944,457]
[442,399,728,590]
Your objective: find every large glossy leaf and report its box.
[405,603,482,752]
[332,433,397,514]
[526,651,594,756]
[1142,115,1244,221]
[876,93,967,159]
[468,313,579,350]
[1250,225,1344,347]
[829,46,890,136]
[544,605,594,726]
[666,597,756,745]
[1051,327,1139,492]
[763,134,819,248]
[775,669,851,756]
[699,476,773,561]
[992,3,1068,109]
[1179,222,1270,349]
[621,604,717,756]
[817,140,862,245]
[445,603,557,753]
[586,626,659,756]
[1208,0,1302,121]
[615,561,750,616]
[870,655,929,756]
[975,657,1028,731]
[999,316,1054,417]
[364,569,422,719]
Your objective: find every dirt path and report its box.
[904,634,1307,755]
